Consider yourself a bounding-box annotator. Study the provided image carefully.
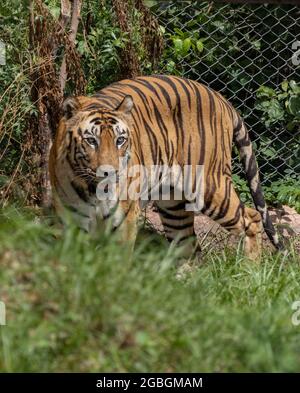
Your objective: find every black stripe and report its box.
[134,78,164,104]
[150,78,172,110]
[150,97,169,158]
[90,117,102,123]
[157,207,190,220]
[215,177,232,220]
[187,80,205,166]
[203,85,216,136]
[165,231,194,242]
[222,204,242,228]
[138,109,157,163]
[66,205,90,218]
[93,93,118,108]
[163,221,193,230]
[70,180,89,203]
[101,87,126,99]
[173,76,192,110]
[153,75,185,148]
[164,201,187,211]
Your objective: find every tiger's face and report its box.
[60,95,134,200]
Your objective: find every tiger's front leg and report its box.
[112,200,140,254]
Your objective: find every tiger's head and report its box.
[55,95,134,213]
[49,95,134,230]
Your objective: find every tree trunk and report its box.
[26,0,85,207]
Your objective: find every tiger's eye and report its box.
[116,136,126,147]
[85,137,98,148]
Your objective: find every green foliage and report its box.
[151,1,299,193]
[233,172,300,213]
[254,81,300,211]
[0,1,34,197]
[232,174,251,204]
[256,80,300,129]
[163,27,206,73]
[264,175,300,213]
[77,2,127,93]
[0,209,299,372]
[0,1,299,210]
[48,0,153,93]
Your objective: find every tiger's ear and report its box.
[62,97,80,119]
[115,95,134,115]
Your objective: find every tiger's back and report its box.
[99,75,235,173]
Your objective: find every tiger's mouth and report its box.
[73,166,97,183]
[88,175,117,197]
[72,165,122,207]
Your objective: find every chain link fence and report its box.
[152,1,300,188]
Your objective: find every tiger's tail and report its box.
[233,115,284,250]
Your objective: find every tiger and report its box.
[49,75,283,260]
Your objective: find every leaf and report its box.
[143,0,157,7]
[173,38,183,53]
[256,86,276,98]
[281,80,289,92]
[77,41,86,55]
[287,96,300,117]
[262,147,277,158]
[286,121,297,131]
[256,100,271,110]
[196,40,204,53]
[240,77,250,86]
[277,93,288,101]
[48,6,60,19]
[212,20,226,31]
[182,38,191,54]
[174,28,184,36]
[289,80,299,93]
[267,99,285,122]
[252,40,261,51]
[158,26,165,34]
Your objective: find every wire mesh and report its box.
[152,1,300,186]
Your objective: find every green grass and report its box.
[0,207,300,372]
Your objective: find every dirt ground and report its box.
[142,204,300,255]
